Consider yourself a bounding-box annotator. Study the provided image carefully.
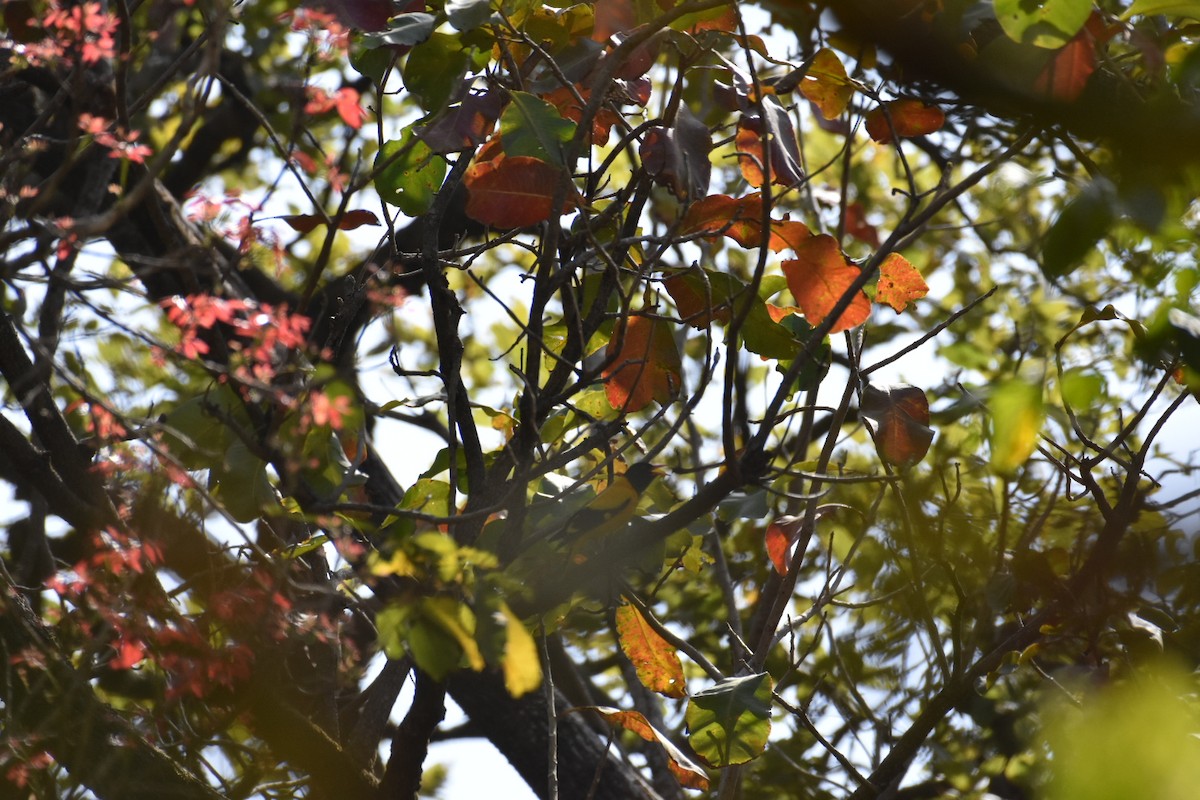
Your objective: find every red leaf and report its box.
[865,99,946,145]
[1033,16,1101,102]
[875,253,928,313]
[603,315,682,412]
[334,87,366,129]
[860,384,934,467]
[765,516,803,575]
[109,638,145,670]
[464,155,572,229]
[781,235,871,333]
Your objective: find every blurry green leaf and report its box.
[375,132,446,216]
[1042,180,1117,280]
[447,0,495,30]
[1121,0,1200,19]
[403,33,470,112]
[499,91,576,166]
[994,0,1091,48]
[214,439,277,522]
[1059,368,1104,409]
[686,673,773,767]
[989,379,1045,473]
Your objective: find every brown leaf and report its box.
[735,96,804,188]
[416,90,504,154]
[865,99,946,144]
[680,194,810,252]
[280,209,380,233]
[464,155,571,229]
[781,235,871,333]
[603,315,683,412]
[875,253,929,313]
[860,383,934,467]
[616,601,686,698]
[640,106,712,201]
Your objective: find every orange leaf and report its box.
[464,155,571,229]
[865,99,946,144]
[765,302,800,322]
[765,515,803,575]
[582,707,711,792]
[616,601,686,698]
[875,253,928,313]
[334,87,366,129]
[860,384,934,467]
[680,194,810,252]
[781,235,871,334]
[735,97,804,188]
[799,48,853,120]
[603,315,682,412]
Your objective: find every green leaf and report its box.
[447,0,495,31]
[686,673,773,767]
[989,378,1045,474]
[214,439,277,522]
[499,91,576,167]
[1042,179,1117,280]
[1121,0,1200,19]
[1059,368,1104,410]
[994,0,1092,48]
[363,12,436,48]
[375,132,446,216]
[403,33,471,112]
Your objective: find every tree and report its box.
[2,0,1199,798]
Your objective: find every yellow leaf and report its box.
[502,605,542,698]
[615,600,687,698]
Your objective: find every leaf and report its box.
[500,91,576,167]
[542,85,621,146]
[765,515,803,575]
[615,601,686,698]
[581,707,711,791]
[501,604,542,698]
[799,48,853,120]
[735,96,804,188]
[989,378,1045,474]
[680,194,810,251]
[1042,179,1117,280]
[602,315,683,412]
[994,0,1092,48]
[875,253,928,313]
[279,209,380,234]
[464,155,570,229]
[865,99,946,144]
[403,32,471,112]
[860,383,934,467]
[417,90,505,154]
[363,11,437,47]
[664,268,801,359]
[375,133,447,216]
[844,202,880,247]
[781,234,871,334]
[640,105,712,201]
[446,0,494,31]
[1032,16,1098,102]
[686,673,773,767]
[1122,0,1200,18]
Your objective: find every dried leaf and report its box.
[603,315,683,412]
[280,209,380,234]
[616,601,686,698]
[875,253,928,313]
[781,235,871,333]
[640,106,712,201]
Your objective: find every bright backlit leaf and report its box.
[989,378,1045,473]
[501,604,541,698]
[765,515,803,575]
[799,47,853,120]
[686,673,773,767]
[603,315,683,412]
[782,234,871,333]
[875,253,929,312]
[994,0,1092,48]
[865,98,947,144]
[1122,0,1200,18]
[616,601,686,698]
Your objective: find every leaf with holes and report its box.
[875,253,928,313]
[464,155,571,229]
[860,384,934,467]
[602,315,682,413]
[782,235,870,334]
[616,601,686,698]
